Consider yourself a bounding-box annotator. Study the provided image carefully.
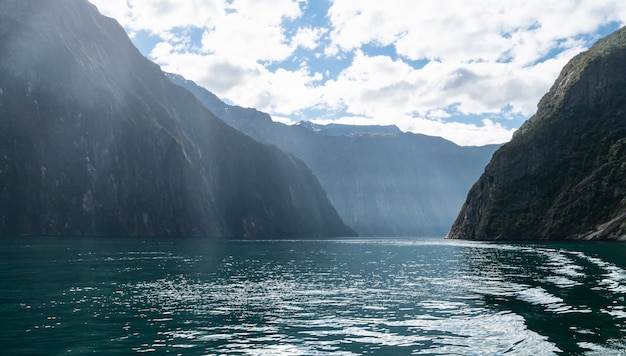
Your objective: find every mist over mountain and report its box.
[168,73,498,236]
[0,0,355,238]
[448,27,626,241]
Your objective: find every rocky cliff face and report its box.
[448,27,626,241]
[0,0,355,238]
[168,74,498,236]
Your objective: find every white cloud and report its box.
[291,27,326,50]
[327,0,624,63]
[199,2,301,63]
[89,0,130,23]
[401,118,516,147]
[125,0,220,34]
[89,0,626,145]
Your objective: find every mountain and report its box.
[167,74,499,236]
[297,121,402,137]
[448,27,626,241]
[0,0,355,238]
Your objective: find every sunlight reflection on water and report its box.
[1,238,625,355]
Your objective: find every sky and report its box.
[89,1,626,146]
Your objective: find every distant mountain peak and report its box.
[296,120,402,137]
[168,73,498,236]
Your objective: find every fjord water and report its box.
[1,238,625,355]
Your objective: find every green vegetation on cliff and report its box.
[448,26,626,240]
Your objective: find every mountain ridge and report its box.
[448,26,626,241]
[167,73,499,236]
[297,120,402,137]
[0,0,355,238]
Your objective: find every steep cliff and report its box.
[448,27,626,241]
[0,0,355,238]
[168,74,498,236]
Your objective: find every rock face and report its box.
[0,0,355,238]
[168,74,498,236]
[448,27,626,241]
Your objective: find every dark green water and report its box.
[0,237,625,355]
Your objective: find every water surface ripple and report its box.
[1,238,625,355]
